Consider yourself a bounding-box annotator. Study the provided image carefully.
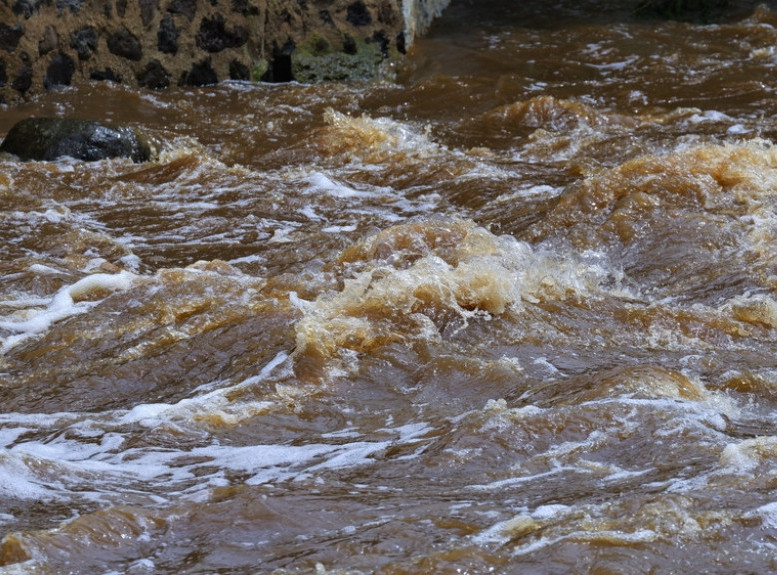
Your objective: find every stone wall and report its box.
[0,0,423,105]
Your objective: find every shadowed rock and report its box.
[0,117,152,162]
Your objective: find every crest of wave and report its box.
[321,108,442,163]
[291,218,616,380]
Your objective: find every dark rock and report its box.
[196,14,248,52]
[137,59,169,89]
[107,26,142,61]
[12,66,32,93]
[346,1,372,26]
[265,38,294,82]
[90,68,121,82]
[371,29,389,57]
[56,0,83,13]
[168,0,196,21]
[44,52,75,89]
[39,25,58,56]
[0,24,25,52]
[0,60,5,87]
[157,14,179,54]
[139,0,157,26]
[231,0,258,15]
[181,58,218,86]
[0,118,152,163]
[319,9,334,26]
[229,59,249,80]
[13,0,49,18]
[396,30,405,54]
[343,33,357,55]
[116,0,127,17]
[378,0,396,25]
[70,27,98,61]
[636,0,730,21]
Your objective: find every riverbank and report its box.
[1,0,759,106]
[0,0,447,105]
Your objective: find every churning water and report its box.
[4,1,777,573]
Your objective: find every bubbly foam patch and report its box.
[0,270,137,353]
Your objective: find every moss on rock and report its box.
[291,35,386,83]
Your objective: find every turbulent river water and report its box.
[4,1,777,573]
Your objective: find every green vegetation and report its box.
[291,35,389,83]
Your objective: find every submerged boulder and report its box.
[0,117,152,162]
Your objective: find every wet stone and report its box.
[137,59,170,89]
[378,0,396,25]
[168,0,197,21]
[116,0,127,18]
[13,0,48,18]
[90,67,121,82]
[319,10,334,26]
[140,0,157,26]
[70,27,99,61]
[56,0,83,13]
[0,117,152,163]
[12,66,32,93]
[107,26,142,61]
[196,14,248,52]
[371,29,389,57]
[0,24,25,52]
[181,58,218,86]
[395,29,405,54]
[0,60,5,87]
[347,1,372,26]
[157,15,179,54]
[44,52,74,89]
[231,0,258,16]
[229,59,249,80]
[39,25,58,56]
[343,34,357,54]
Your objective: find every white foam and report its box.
[727,124,750,135]
[268,226,297,243]
[0,400,434,511]
[686,109,733,124]
[0,450,59,500]
[467,467,576,491]
[304,172,372,199]
[748,501,777,528]
[1,270,137,353]
[531,504,570,520]
[322,224,358,233]
[586,54,640,73]
[26,263,65,275]
[119,351,290,428]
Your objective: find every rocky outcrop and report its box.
[0,117,152,162]
[0,0,427,105]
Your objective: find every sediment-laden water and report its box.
[4,1,777,573]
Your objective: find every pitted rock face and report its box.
[0,0,410,105]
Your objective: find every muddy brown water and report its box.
[4,1,777,573]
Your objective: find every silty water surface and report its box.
[3,1,777,573]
